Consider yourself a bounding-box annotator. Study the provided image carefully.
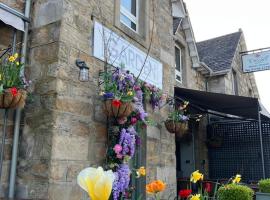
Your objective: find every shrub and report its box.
[259,178,270,193]
[217,184,254,200]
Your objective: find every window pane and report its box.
[121,0,137,16]
[175,46,181,71]
[121,14,137,30]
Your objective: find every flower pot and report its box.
[164,120,188,138]
[103,99,133,118]
[256,192,270,200]
[0,89,27,109]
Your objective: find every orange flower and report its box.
[146,180,166,194]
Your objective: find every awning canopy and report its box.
[0,7,24,31]
[175,87,270,121]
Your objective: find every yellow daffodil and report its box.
[190,170,203,183]
[77,166,115,200]
[232,174,241,184]
[8,56,15,62]
[127,91,133,96]
[136,166,146,178]
[190,194,201,200]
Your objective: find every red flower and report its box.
[179,189,192,198]
[10,87,18,97]
[204,182,212,193]
[112,99,122,108]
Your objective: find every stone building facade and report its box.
[0,0,260,199]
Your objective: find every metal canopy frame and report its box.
[0,1,31,198]
[174,88,268,180]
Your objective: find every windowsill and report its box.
[115,23,148,48]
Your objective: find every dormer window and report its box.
[120,0,138,32]
[175,44,184,83]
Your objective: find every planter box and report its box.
[256,192,270,200]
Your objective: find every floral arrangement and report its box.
[98,67,168,200]
[0,53,30,108]
[178,170,248,200]
[146,180,166,200]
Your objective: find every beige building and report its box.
[0,0,260,199]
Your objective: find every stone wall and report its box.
[2,0,178,199]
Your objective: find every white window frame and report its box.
[120,0,139,32]
[175,44,183,83]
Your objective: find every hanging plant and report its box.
[164,101,189,138]
[0,53,30,109]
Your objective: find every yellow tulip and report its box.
[190,170,203,183]
[190,194,201,200]
[232,174,241,184]
[77,167,115,200]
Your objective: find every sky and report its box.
[186,0,270,112]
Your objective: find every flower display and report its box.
[118,128,136,158]
[232,174,241,184]
[146,180,166,194]
[179,189,192,198]
[190,170,204,183]
[77,166,115,200]
[0,53,30,108]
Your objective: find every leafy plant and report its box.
[258,178,270,193]
[217,184,254,200]
[167,101,189,122]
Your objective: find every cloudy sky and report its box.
[186,0,270,111]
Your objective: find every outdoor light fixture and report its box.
[76,59,89,82]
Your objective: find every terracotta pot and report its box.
[103,99,133,118]
[0,89,27,109]
[164,120,188,138]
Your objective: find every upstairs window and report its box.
[232,70,238,95]
[175,45,184,83]
[120,0,138,32]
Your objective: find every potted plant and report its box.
[164,102,189,138]
[257,179,270,200]
[100,68,135,118]
[217,184,254,200]
[0,53,29,109]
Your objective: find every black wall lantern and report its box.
[76,59,89,82]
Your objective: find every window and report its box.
[175,45,184,83]
[120,0,139,32]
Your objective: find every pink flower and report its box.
[116,154,123,159]
[113,144,122,154]
[130,117,137,125]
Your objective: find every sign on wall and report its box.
[93,21,163,89]
[242,50,270,73]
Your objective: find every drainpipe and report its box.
[8,0,31,198]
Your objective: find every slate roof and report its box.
[196,31,242,72]
[173,17,182,34]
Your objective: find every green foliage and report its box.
[259,179,270,193]
[0,54,24,91]
[217,184,254,200]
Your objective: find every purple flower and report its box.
[103,92,114,99]
[113,164,131,200]
[119,128,136,158]
[135,135,141,146]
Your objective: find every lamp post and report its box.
[76,59,89,82]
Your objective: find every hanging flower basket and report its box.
[164,120,188,138]
[103,99,133,118]
[0,88,27,109]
